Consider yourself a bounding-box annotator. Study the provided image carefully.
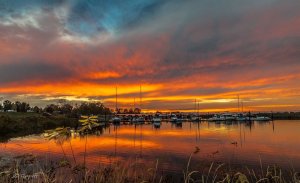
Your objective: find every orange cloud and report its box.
[0,1,300,112]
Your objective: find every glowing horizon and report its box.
[0,0,300,112]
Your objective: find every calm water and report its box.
[1,120,300,172]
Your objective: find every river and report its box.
[1,120,300,173]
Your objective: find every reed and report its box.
[1,117,299,183]
[0,153,299,183]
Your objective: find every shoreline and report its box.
[0,112,299,142]
[0,112,79,142]
[0,152,299,183]
[1,119,300,182]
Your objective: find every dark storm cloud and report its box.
[1,0,298,83]
[0,0,300,110]
[0,62,72,84]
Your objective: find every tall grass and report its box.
[182,154,300,183]
[0,153,299,183]
[1,117,299,183]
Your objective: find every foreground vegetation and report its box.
[0,112,79,142]
[0,153,299,183]
[3,117,299,183]
[1,103,300,182]
[0,100,112,142]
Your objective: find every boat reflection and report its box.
[1,120,300,172]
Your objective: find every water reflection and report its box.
[1,120,300,172]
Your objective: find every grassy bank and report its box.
[199,112,300,120]
[259,112,300,120]
[0,112,79,142]
[0,153,299,183]
[1,119,299,183]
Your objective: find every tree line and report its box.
[0,100,30,112]
[0,99,141,115]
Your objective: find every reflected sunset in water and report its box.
[2,121,300,172]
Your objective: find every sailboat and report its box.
[255,116,271,121]
[152,114,162,127]
[137,116,145,124]
[170,114,178,123]
[112,86,121,124]
[136,85,145,124]
[191,99,201,122]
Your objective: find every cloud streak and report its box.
[0,0,300,111]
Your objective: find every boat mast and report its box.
[197,101,200,117]
[195,99,197,115]
[237,95,240,112]
[115,86,118,113]
[242,101,244,112]
[140,85,142,113]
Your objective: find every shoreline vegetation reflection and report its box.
[0,100,300,182]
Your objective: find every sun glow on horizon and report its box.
[0,0,300,112]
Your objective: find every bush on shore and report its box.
[0,113,79,142]
[0,153,299,183]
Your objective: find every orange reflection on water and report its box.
[1,121,300,170]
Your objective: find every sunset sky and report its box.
[0,0,300,112]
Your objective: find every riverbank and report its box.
[0,153,299,183]
[1,120,300,182]
[1,111,300,142]
[259,112,300,120]
[0,112,79,142]
[200,112,300,120]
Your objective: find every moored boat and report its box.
[153,117,161,128]
[255,116,271,121]
[191,115,201,122]
[235,113,247,121]
[112,116,121,124]
[152,116,162,123]
[137,116,145,124]
[222,113,236,121]
[208,113,235,122]
[170,114,178,123]
[208,114,225,122]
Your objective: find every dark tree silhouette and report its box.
[3,100,13,111]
